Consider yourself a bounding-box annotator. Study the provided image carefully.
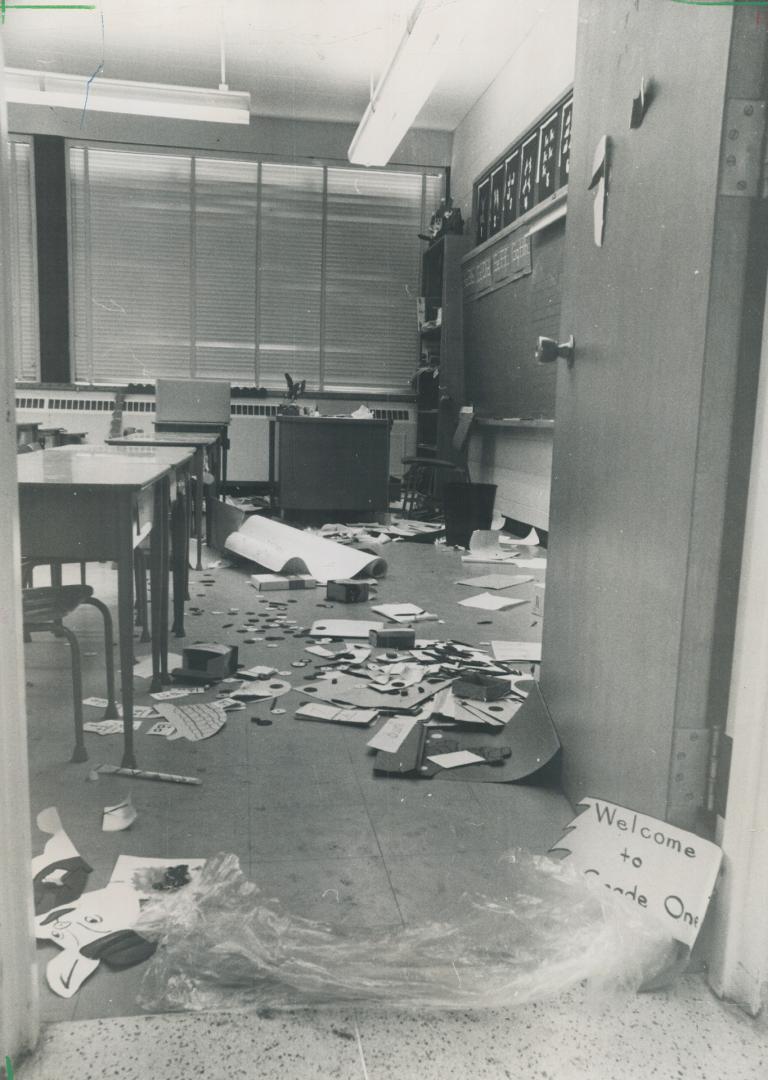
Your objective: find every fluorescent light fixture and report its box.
[348,0,466,167]
[4,67,251,125]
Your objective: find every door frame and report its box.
[708,277,768,1017]
[0,50,41,1067]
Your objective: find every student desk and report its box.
[16,444,194,768]
[106,431,219,571]
[152,421,228,487]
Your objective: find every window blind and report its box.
[8,137,40,380]
[68,143,444,392]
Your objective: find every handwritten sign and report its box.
[551,797,722,947]
[489,163,505,237]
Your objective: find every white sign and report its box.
[551,798,722,947]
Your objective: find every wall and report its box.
[8,104,452,168]
[450,0,579,528]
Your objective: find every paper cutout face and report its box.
[31,807,92,915]
[35,883,153,997]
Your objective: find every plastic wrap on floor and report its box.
[136,851,676,1013]
[224,515,387,580]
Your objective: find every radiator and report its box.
[15,392,417,481]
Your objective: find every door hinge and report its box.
[719,99,767,198]
[704,725,733,819]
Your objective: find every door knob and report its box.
[535,335,574,365]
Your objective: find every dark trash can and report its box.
[443,482,497,548]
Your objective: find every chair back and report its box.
[156,378,231,425]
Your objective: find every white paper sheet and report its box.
[427,750,485,769]
[150,686,206,701]
[370,602,425,623]
[225,514,387,581]
[458,593,529,611]
[310,619,383,639]
[83,720,143,735]
[491,641,543,662]
[510,558,547,570]
[366,714,421,753]
[455,574,534,590]
[296,703,378,726]
[145,720,178,737]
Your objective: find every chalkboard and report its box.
[462,219,565,420]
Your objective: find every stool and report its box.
[22,585,118,763]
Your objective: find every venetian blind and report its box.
[68,143,444,391]
[8,137,40,380]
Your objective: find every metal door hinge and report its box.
[719,99,767,198]
[704,725,733,819]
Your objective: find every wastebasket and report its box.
[443,482,497,548]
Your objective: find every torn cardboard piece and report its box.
[296,703,378,726]
[458,592,528,612]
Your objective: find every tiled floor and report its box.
[19,539,768,1078]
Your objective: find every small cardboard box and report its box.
[173,643,239,682]
[326,579,369,603]
[369,627,416,649]
[251,573,316,591]
[452,672,509,702]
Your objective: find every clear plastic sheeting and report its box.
[137,851,677,1013]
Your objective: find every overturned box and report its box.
[251,573,316,592]
[173,643,239,683]
[452,672,509,702]
[326,579,370,603]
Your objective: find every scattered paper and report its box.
[102,796,137,832]
[371,602,426,623]
[455,574,534,590]
[150,686,206,701]
[296,703,378,726]
[427,750,485,769]
[491,641,543,662]
[461,553,518,565]
[232,679,291,701]
[154,702,227,741]
[83,720,143,735]
[145,720,177,737]
[458,593,529,612]
[310,619,383,639]
[509,558,547,570]
[239,665,278,679]
[82,701,157,718]
[82,696,111,708]
[366,714,421,753]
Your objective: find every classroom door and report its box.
[540,0,768,826]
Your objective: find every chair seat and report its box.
[23,585,94,622]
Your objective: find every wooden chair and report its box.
[22,585,118,763]
[401,407,475,517]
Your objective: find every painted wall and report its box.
[8,104,452,168]
[450,0,579,528]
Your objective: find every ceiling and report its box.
[1,0,556,131]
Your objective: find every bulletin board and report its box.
[462,219,565,419]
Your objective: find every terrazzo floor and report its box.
[17,538,767,1078]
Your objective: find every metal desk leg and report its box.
[195,447,204,570]
[159,477,171,684]
[171,474,187,638]
[149,486,164,694]
[117,499,137,769]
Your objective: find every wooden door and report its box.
[541,1,767,827]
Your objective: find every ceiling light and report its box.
[4,67,251,125]
[348,0,466,167]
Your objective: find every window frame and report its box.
[65,138,444,393]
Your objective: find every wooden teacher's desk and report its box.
[270,415,390,514]
[17,444,194,768]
